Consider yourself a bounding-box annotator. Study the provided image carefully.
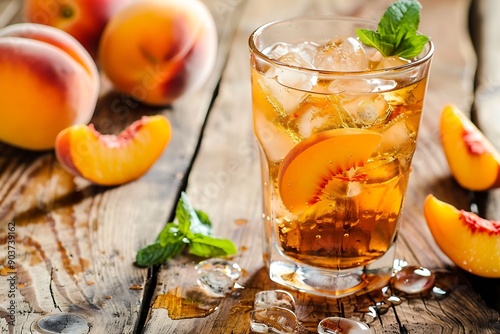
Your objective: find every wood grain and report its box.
[0,0,499,333]
[143,0,499,333]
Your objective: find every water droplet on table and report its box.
[392,266,435,295]
[195,258,241,297]
[254,289,296,311]
[31,314,89,334]
[318,317,370,333]
[250,306,298,333]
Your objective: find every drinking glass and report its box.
[249,16,433,297]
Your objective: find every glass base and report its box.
[269,243,396,298]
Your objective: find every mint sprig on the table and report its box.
[135,192,237,267]
[356,0,430,59]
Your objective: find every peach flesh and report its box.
[55,115,172,186]
[424,194,500,278]
[278,128,382,213]
[440,104,500,191]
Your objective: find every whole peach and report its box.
[23,0,129,59]
[98,0,218,106]
[0,23,99,151]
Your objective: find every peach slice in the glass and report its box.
[278,128,382,213]
[424,194,500,278]
[55,115,171,186]
[440,104,500,191]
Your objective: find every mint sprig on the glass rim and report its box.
[135,192,237,267]
[356,0,430,59]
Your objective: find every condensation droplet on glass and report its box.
[392,265,435,295]
[254,290,296,311]
[250,306,298,334]
[318,317,370,333]
[195,258,242,297]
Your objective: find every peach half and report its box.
[55,115,172,186]
[440,104,500,191]
[424,194,500,278]
[278,128,382,213]
[98,0,217,106]
[0,23,99,150]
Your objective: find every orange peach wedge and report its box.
[278,128,382,213]
[55,115,171,186]
[440,104,500,191]
[424,194,500,278]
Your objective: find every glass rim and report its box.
[248,15,434,76]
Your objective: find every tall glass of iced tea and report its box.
[249,16,433,297]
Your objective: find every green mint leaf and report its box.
[195,209,212,227]
[135,240,186,267]
[175,193,193,235]
[355,0,429,59]
[356,29,394,57]
[394,34,429,59]
[156,222,182,245]
[188,234,238,258]
[135,192,238,267]
[177,192,212,236]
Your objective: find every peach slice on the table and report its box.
[424,194,500,278]
[55,115,172,186]
[278,128,382,213]
[440,104,500,191]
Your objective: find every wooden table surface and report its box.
[1,0,500,333]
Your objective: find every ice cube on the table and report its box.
[250,306,298,334]
[254,290,296,311]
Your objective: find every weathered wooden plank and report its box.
[0,0,235,333]
[468,0,500,313]
[144,0,498,333]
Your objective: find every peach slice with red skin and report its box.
[278,128,382,213]
[440,104,500,191]
[55,115,171,186]
[424,194,500,278]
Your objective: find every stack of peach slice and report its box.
[424,104,500,278]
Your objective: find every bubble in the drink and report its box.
[313,37,369,71]
[195,258,242,297]
[254,290,296,311]
[250,306,298,333]
[318,317,370,333]
[392,266,435,295]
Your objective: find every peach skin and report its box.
[98,0,217,106]
[440,104,500,191]
[24,0,129,59]
[55,115,172,186]
[424,194,500,278]
[0,23,99,151]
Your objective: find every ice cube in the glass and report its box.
[313,37,369,71]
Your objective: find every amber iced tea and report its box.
[249,17,433,296]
